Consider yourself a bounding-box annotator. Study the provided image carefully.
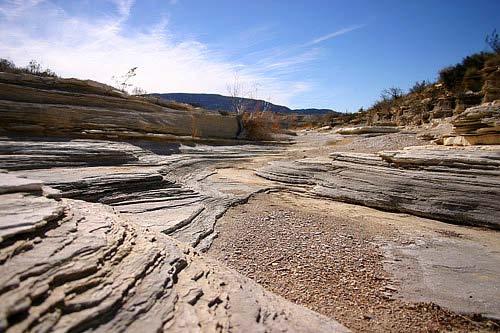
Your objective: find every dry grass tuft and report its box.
[241,111,282,141]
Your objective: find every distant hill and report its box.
[149,93,338,115]
[293,108,340,115]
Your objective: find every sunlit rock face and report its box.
[257,145,500,230]
[0,171,348,333]
[443,101,500,145]
[0,72,240,141]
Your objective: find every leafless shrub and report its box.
[241,111,282,141]
[226,73,247,114]
[112,67,138,92]
[485,29,500,54]
[0,58,57,77]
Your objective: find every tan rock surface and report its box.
[0,173,348,332]
[444,101,500,145]
[257,145,500,229]
[0,72,240,141]
[1,119,499,332]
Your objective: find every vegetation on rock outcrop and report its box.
[349,31,500,127]
[0,58,57,78]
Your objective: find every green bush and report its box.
[438,52,492,92]
[409,80,429,94]
[463,67,483,92]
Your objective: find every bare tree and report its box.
[486,29,500,54]
[226,73,247,114]
[112,67,138,92]
[226,74,275,115]
[27,60,42,74]
[381,87,404,101]
[131,86,147,95]
[261,96,273,113]
[24,60,57,77]
[251,84,273,113]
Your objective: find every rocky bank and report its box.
[0,71,499,332]
[0,72,240,141]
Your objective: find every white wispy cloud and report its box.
[307,24,364,45]
[263,48,320,70]
[0,0,43,19]
[110,0,134,17]
[0,0,313,106]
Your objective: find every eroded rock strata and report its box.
[257,146,500,229]
[0,173,348,332]
[444,101,500,145]
[0,138,284,251]
[0,72,240,141]
[1,71,499,332]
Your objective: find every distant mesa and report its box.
[149,93,340,115]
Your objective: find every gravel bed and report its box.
[208,193,499,332]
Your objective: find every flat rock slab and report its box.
[0,192,64,243]
[0,172,43,194]
[379,145,500,171]
[334,126,400,135]
[0,138,146,170]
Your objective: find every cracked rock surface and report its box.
[257,145,500,229]
[0,173,348,332]
[0,127,499,332]
[1,137,283,251]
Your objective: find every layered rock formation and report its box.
[482,57,500,103]
[0,72,240,141]
[334,126,400,135]
[348,54,500,128]
[1,67,499,332]
[444,101,500,145]
[0,173,348,332]
[0,137,283,251]
[257,145,500,229]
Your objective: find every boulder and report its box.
[444,101,500,145]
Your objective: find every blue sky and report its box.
[0,0,499,111]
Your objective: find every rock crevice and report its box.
[0,173,348,332]
[257,146,500,229]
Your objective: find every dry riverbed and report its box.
[208,192,500,332]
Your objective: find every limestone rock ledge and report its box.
[444,101,500,145]
[257,146,500,229]
[334,126,400,135]
[0,72,240,141]
[0,173,348,332]
[0,138,283,251]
